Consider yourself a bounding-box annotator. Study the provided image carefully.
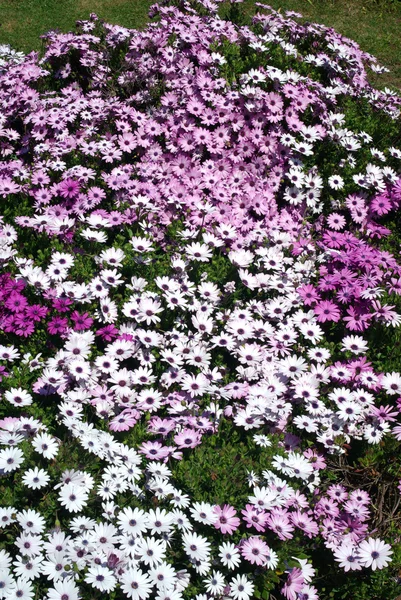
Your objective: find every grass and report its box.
[0,0,400,89]
[0,0,152,53]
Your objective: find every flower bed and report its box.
[0,1,401,599]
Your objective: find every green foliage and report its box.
[174,420,281,508]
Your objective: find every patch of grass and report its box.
[0,0,152,53]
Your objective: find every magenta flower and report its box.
[52,297,73,313]
[297,284,321,306]
[314,300,341,323]
[14,316,35,337]
[25,304,48,322]
[47,316,69,335]
[343,306,372,331]
[71,311,93,331]
[4,293,28,313]
[214,504,240,534]
[96,324,119,341]
[3,276,25,295]
[58,178,80,198]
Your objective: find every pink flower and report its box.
[109,410,139,431]
[174,428,202,449]
[4,293,28,313]
[240,537,272,566]
[297,284,321,306]
[314,300,341,323]
[214,504,240,534]
[282,568,304,600]
[47,317,69,335]
[139,441,171,461]
[241,504,268,532]
[71,311,93,331]
[58,178,80,198]
[96,325,119,341]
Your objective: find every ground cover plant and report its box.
[0,0,401,598]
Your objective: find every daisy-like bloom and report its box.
[333,543,362,571]
[292,557,316,582]
[31,433,59,459]
[117,507,148,536]
[181,373,210,397]
[229,574,255,600]
[241,537,278,568]
[213,505,241,535]
[47,579,80,600]
[85,565,117,592]
[136,536,167,567]
[0,447,24,472]
[174,428,202,449]
[203,570,225,596]
[182,532,211,563]
[69,516,96,534]
[185,242,213,262]
[218,542,241,570]
[266,511,294,540]
[15,533,43,558]
[13,555,43,580]
[0,345,20,361]
[299,584,319,600]
[281,567,304,600]
[190,502,218,526]
[0,549,12,570]
[341,335,369,355]
[68,359,91,381]
[149,562,177,590]
[16,510,45,535]
[253,434,272,448]
[8,577,35,600]
[120,568,153,600]
[314,300,341,323]
[358,537,393,570]
[40,552,70,582]
[381,372,401,395]
[4,388,32,407]
[101,268,124,288]
[0,508,17,528]
[336,400,362,421]
[58,178,80,199]
[328,175,345,190]
[138,297,164,325]
[90,522,119,551]
[248,486,279,511]
[242,503,269,533]
[0,569,16,598]
[130,237,154,253]
[58,484,89,513]
[146,508,174,536]
[21,467,50,489]
[154,590,183,600]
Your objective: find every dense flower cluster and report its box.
[0,1,400,598]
